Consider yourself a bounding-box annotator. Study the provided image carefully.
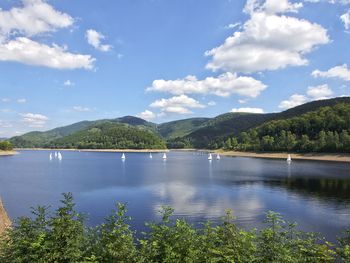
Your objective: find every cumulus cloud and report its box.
[231,107,264,113]
[340,10,350,30]
[86,29,112,52]
[150,95,205,115]
[205,0,329,73]
[0,0,74,37]
[137,110,156,121]
[278,94,308,109]
[17,98,26,103]
[312,64,350,81]
[306,84,333,100]
[0,1,94,70]
[72,106,91,112]
[147,72,267,98]
[0,37,95,69]
[20,112,48,127]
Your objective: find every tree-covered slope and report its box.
[181,97,350,148]
[10,116,157,148]
[51,122,166,149]
[157,118,210,139]
[224,103,350,152]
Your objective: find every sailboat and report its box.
[57,152,62,160]
[121,153,126,160]
[216,154,221,160]
[49,153,53,161]
[162,153,167,160]
[287,154,292,164]
[54,151,58,158]
[149,153,153,159]
[208,153,212,160]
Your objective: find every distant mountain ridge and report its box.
[10,97,350,149]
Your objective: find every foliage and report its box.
[223,103,350,153]
[1,194,349,262]
[0,141,13,151]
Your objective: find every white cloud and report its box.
[150,95,205,115]
[17,98,26,103]
[231,107,264,113]
[208,101,216,106]
[340,10,350,30]
[304,0,350,4]
[238,99,248,104]
[72,106,91,112]
[0,37,95,69]
[64,80,74,86]
[86,29,112,52]
[306,84,333,100]
[206,0,329,73]
[1,98,11,103]
[20,112,48,127]
[0,120,12,128]
[147,72,267,98]
[312,64,350,81]
[278,94,308,109]
[0,0,74,37]
[137,110,156,121]
[225,22,241,29]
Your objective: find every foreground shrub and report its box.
[0,193,349,262]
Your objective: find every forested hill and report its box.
[169,97,350,148]
[223,102,350,153]
[9,97,350,150]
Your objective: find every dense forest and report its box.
[0,141,12,151]
[1,193,349,262]
[222,103,350,153]
[51,122,166,149]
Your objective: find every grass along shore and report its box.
[216,150,350,163]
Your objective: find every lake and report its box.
[1,150,350,241]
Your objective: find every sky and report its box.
[0,0,350,137]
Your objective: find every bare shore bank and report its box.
[0,150,17,156]
[216,150,350,163]
[0,199,11,236]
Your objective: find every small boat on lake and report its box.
[287,154,292,164]
[149,153,153,159]
[49,153,52,161]
[216,154,221,160]
[208,153,212,160]
[57,152,62,161]
[121,153,126,160]
[162,153,167,160]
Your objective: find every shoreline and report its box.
[216,150,350,163]
[0,150,18,156]
[0,199,11,236]
[15,148,168,153]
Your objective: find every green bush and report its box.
[0,194,349,262]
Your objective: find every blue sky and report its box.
[0,0,350,137]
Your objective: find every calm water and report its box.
[1,150,350,241]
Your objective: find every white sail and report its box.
[208,153,212,160]
[287,154,292,163]
[57,152,62,160]
[216,154,221,160]
[163,153,167,159]
[49,153,52,161]
[149,153,153,159]
[54,151,58,158]
[121,153,126,159]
